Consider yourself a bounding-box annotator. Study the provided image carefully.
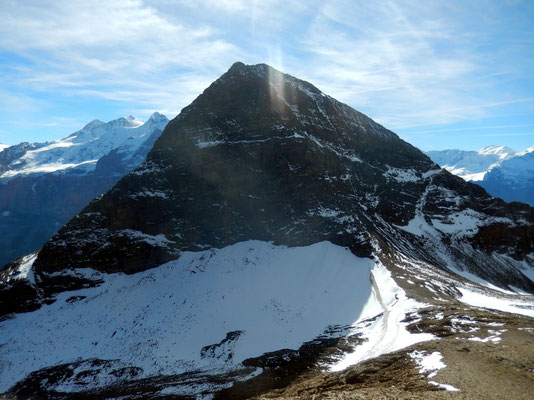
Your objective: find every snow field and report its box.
[330,263,434,371]
[0,241,379,391]
[458,287,534,318]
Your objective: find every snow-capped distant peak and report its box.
[478,145,516,159]
[427,144,533,204]
[148,111,167,121]
[144,112,169,128]
[109,116,143,128]
[426,145,521,183]
[124,115,143,126]
[0,112,168,180]
[517,145,534,156]
[80,119,105,131]
[0,144,11,152]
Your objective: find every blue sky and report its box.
[0,0,533,151]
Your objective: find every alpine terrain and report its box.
[477,146,534,206]
[1,62,533,399]
[0,112,168,266]
[425,146,517,182]
[426,146,533,205]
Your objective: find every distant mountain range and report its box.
[426,146,533,205]
[0,113,168,267]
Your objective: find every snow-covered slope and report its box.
[3,240,533,397]
[0,241,434,394]
[0,113,167,179]
[425,145,516,181]
[478,146,534,205]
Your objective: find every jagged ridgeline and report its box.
[34,62,533,290]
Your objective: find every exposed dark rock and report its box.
[201,331,244,362]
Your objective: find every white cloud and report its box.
[284,0,507,129]
[175,0,280,14]
[0,0,242,119]
[0,0,212,56]
[1,0,533,150]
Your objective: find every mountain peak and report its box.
[226,60,273,72]
[478,145,516,159]
[110,115,143,128]
[82,119,105,131]
[172,61,397,151]
[33,63,450,275]
[227,61,246,73]
[223,61,284,83]
[147,111,168,123]
[222,62,309,91]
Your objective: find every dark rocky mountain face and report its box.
[32,62,533,291]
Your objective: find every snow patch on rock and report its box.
[409,350,460,391]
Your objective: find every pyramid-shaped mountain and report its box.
[33,62,532,290]
[2,62,534,399]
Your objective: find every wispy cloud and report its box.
[0,0,241,120]
[288,1,489,128]
[173,0,282,15]
[479,132,534,137]
[407,124,534,135]
[0,0,533,151]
